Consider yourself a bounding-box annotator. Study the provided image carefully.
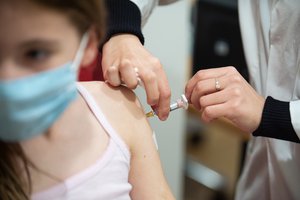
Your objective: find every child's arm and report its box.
[82,82,175,199]
[125,93,175,200]
[128,115,175,200]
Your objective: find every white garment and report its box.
[236,0,300,199]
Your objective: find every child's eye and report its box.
[25,49,50,61]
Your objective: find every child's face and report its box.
[0,1,82,80]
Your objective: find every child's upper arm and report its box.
[81,82,174,200]
[125,95,175,200]
[128,122,175,199]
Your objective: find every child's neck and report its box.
[45,96,89,140]
[21,94,110,193]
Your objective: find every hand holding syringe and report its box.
[146,94,189,118]
[121,68,189,118]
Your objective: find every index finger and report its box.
[155,70,171,121]
[138,70,160,106]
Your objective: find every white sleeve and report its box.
[290,100,300,139]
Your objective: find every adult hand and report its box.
[102,34,171,120]
[185,66,265,133]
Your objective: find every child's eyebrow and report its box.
[19,39,60,49]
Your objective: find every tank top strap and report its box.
[76,83,130,161]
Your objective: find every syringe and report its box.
[119,70,188,118]
[146,94,189,118]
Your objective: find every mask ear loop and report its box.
[71,32,90,72]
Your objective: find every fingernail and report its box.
[160,116,167,121]
[160,114,168,121]
[186,94,191,101]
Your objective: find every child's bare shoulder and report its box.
[79,81,141,111]
[78,81,152,148]
[80,81,133,99]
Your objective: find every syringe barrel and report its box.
[170,102,179,111]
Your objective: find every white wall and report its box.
[134,1,191,199]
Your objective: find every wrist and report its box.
[253,95,265,132]
[253,96,300,143]
[103,34,141,53]
[108,34,140,43]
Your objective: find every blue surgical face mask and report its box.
[0,33,89,142]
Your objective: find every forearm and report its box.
[104,0,144,45]
[253,96,300,143]
[104,0,178,45]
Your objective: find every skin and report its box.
[0,1,174,199]
[102,34,171,121]
[185,66,265,134]
[82,82,175,200]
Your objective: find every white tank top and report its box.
[31,84,132,200]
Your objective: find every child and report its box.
[0,0,175,199]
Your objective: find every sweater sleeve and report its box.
[253,96,300,143]
[104,0,144,45]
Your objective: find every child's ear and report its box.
[81,29,99,68]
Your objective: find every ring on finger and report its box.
[134,67,144,87]
[215,78,221,91]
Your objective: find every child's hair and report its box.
[0,0,105,199]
